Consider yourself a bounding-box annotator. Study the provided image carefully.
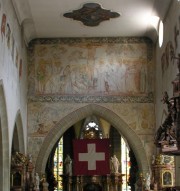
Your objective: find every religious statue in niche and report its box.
[110,155,120,174]
[40,174,49,191]
[64,154,72,176]
[34,173,40,190]
[144,173,151,190]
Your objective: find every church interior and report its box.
[0,0,180,190]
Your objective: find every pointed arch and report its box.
[36,104,150,176]
[13,111,25,153]
[0,80,10,190]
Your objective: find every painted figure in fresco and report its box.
[140,64,147,93]
[62,65,73,94]
[1,13,6,39]
[64,154,72,176]
[111,155,120,173]
[125,63,140,94]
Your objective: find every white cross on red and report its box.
[79,143,105,170]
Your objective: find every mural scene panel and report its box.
[29,38,154,97]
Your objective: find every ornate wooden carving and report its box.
[63,3,120,26]
[155,54,180,155]
[11,152,35,191]
[151,154,175,190]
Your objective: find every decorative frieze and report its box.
[28,93,153,103]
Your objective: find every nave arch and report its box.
[36,104,150,176]
[0,80,25,190]
[12,111,25,154]
[0,81,10,190]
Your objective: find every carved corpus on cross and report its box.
[79,143,105,170]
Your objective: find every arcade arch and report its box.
[36,104,150,176]
[0,82,10,190]
[12,111,25,154]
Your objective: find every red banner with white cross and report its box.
[73,139,110,175]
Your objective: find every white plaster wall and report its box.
[155,0,180,186]
[155,0,180,130]
[0,0,27,153]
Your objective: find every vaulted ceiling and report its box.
[11,0,172,44]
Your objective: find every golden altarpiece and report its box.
[11,152,34,191]
[151,154,175,190]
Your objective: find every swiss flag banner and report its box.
[73,139,110,175]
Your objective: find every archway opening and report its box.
[10,113,26,191]
[12,124,20,153]
[0,83,9,190]
[0,118,2,190]
[36,104,150,191]
[46,116,138,191]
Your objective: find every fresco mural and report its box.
[112,103,155,132]
[161,41,174,76]
[29,38,154,97]
[28,137,44,161]
[27,38,155,161]
[28,102,83,137]
[28,102,154,138]
[0,6,23,78]
[27,102,155,160]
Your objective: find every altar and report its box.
[61,173,125,191]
